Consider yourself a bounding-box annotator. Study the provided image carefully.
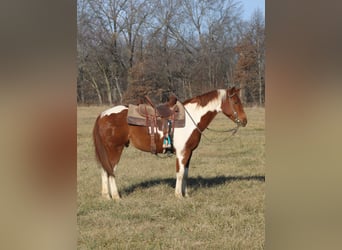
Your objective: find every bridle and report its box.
[227,92,241,125]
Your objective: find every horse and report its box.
[93,87,247,200]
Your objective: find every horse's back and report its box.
[100,105,128,118]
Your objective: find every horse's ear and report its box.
[229,86,240,93]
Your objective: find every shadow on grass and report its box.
[122,175,265,196]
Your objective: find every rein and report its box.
[206,126,239,134]
[203,126,240,143]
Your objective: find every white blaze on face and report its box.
[100,105,128,118]
[173,89,226,156]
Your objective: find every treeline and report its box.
[77,0,264,105]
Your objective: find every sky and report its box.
[239,0,265,20]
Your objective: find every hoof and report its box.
[102,193,111,200]
[175,192,184,199]
[112,194,121,201]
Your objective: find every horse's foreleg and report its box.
[175,153,191,198]
[182,167,189,197]
[175,150,192,198]
[175,160,184,198]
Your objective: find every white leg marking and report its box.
[175,157,185,198]
[109,175,120,200]
[101,168,110,199]
[183,167,189,197]
[108,165,120,200]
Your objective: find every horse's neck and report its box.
[185,97,222,131]
[197,110,218,131]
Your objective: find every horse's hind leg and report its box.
[108,167,120,200]
[107,146,125,200]
[100,158,121,200]
[102,165,121,200]
[101,168,110,200]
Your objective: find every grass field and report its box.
[77,106,265,249]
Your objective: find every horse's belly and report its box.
[128,125,164,153]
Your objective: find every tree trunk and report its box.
[90,76,103,105]
[104,72,112,104]
[257,38,263,105]
[98,61,112,104]
[114,76,123,103]
[188,80,192,98]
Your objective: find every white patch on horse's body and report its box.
[173,89,226,154]
[101,105,127,117]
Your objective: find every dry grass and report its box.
[77,106,265,249]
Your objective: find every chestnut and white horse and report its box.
[93,87,247,200]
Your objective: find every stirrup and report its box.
[162,135,173,154]
[163,136,172,148]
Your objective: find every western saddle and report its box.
[138,95,177,118]
[127,94,185,154]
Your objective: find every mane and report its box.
[183,89,226,107]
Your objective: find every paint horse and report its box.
[93,87,247,200]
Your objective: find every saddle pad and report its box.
[127,101,185,128]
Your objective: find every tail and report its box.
[93,115,114,176]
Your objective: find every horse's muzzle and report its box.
[236,118,247,127]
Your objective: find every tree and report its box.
[233,9,265,105]
[77,0,264,105]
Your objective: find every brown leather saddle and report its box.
[138,95,177,118]
[127,95,185,154]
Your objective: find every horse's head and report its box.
[221,87,247,127]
